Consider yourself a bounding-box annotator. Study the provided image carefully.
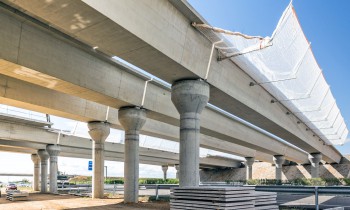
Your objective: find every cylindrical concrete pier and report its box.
[88,121,110,199]
[47,144,61,194]
[308,153,322,178]
[37,149,49,193]
[175,164,180,179]
[162,165,168,180]
[171,79,209,187]
[118,107,147,203]
[245,157,255,180]
[31,154,40,191]
[273,155,285,180]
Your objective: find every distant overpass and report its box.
[0,119,241,168]
[0,173,32,177]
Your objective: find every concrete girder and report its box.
[0,71,307,164]
[0,0,338,162]
[82,0,343,162]
[201,157,241,168]
[0,143,239,168]
[0,73,264,162]
[0,121,240,168]
[0,9,315,162]
[0,145,36,154]
[0,120,177,160]
[0,139,240,168]
[0,144,171,166]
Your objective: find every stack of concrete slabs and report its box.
[6,191,29,201]
[254,191,278,210]
[170,186,255,210]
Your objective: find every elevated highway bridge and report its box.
[0,0,344,202]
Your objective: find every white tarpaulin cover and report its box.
[194,2,348,145]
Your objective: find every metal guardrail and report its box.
[142,184,350,209]
[255,185,350,195]
[140,184,178,200]
[58,182,350,209]
[255,185,350,210]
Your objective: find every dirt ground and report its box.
[0,191,169,210]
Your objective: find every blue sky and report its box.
[188,0,350,154]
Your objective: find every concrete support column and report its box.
[162,165,168,180]
[171,79,210,187]
[47,144,61,194]
[308,153,322,178]
[273,155,285,180]
[31,154,40,191]
[175,164,180,179]
[37,149,49,193]
[245,157,255,180]
[118,107,147,204]
[88,121,110,199]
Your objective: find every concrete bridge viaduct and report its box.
[0,0,342,202]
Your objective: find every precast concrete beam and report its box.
[245,157,255,180]
[0,146,36,154]
[0,72,296,164]
[308,153,322,178]
[37,149,49,193]
[77,0,341,162]
[31,154,40,191]
[0,143,237,168]
[0,145,170,166]
[0,8,319,163]
[87,121,110,199]
[0,122,240,168]
[118,107,147,204]
[58,152,170,166]
[171,79,209,187]
[46,144,60,194]
[273,155,285,180]
[200,157,241,168]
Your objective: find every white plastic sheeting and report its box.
[194,3,348,145]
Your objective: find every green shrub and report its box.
[342,178,350,186]
[138,178,179,184]
[105,178,124,184]
[246,179,259,185]
[323,178,342,186]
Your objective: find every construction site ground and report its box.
[0,190,169,210]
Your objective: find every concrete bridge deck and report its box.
[0,5,311,164]
[0,0,339,162]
